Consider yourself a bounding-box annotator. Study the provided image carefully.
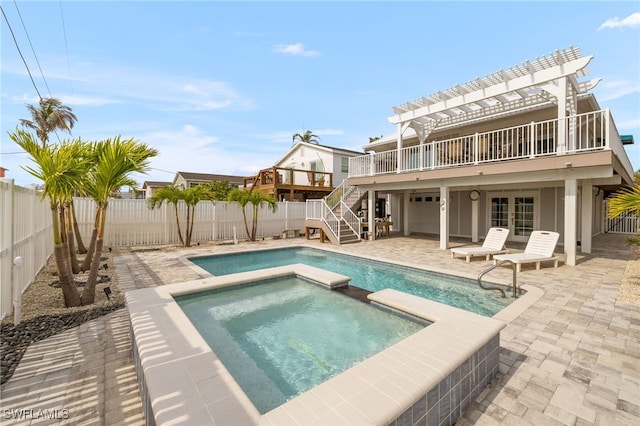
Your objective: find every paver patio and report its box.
[1,233,638,425]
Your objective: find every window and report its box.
[341,157,349,173]
[310,160,320,171]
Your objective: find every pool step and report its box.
[333,285,373,304]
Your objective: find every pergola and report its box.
[387,46,600,154]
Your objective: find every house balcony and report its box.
[244,167,333,201]
[348,109,634,186]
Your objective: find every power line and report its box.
[12,0,51,97]
[58,0,74,95]
[0,4,42,99]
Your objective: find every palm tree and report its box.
[292,130,320,145]
[10,130,88,307]
[607,179,640,248]
[227,189,277,241]
[19,98,78,146]
[80,136,158,305]
[20,98,88,255]
[147,185,216,247]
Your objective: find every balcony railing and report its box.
[244,167,333,190]
[349,110,630,178]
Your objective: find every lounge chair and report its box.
[493,230,560,272]
[450,227,510,262]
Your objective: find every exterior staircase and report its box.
[305,181,364,245]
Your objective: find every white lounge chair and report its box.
[450,227,510,262]
[493,230,560,272]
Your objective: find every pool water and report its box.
[175,276,424,413]
[190,247,510,316]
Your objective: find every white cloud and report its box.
[597,79,640,102]
[598,12,640,30]
[273,43,321,57]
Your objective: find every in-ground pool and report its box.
[189,246,512,316]
[175,275,425,413]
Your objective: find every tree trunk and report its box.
[81,238,103,305]
[81,228,98,272]
[185,205,192,247]
[54,243,81,307]
[67,230,81,274]
[71,201,87,254]
[81,208,100,272]
[251,205,258,241]
[241,206,252,241]
[174,204,185,246]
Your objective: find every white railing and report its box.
[604,200,640,235]
[1,179,53,320]
[341,200,361,238]
[349,110,629,178]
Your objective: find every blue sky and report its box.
[2,1,639,187]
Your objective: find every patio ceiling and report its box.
[389,46,601,141]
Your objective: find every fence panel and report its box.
[605,211,640,234]
[72,198,308,247]
[1,179,53,320]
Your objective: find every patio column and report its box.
[581,180,593,253]
[440,186,449,250]
[471,196,479,243]
[404,190,410,237]
[564,179,577,266]
[368,191,375,241]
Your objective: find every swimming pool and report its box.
[175,275,425,413]
[189,246,511,316]
[128,263,509,425]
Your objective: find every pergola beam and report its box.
[389,49,594,126]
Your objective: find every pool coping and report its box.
[126,263,512,425]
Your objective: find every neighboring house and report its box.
[311,47,635,265]
[172,171,246,189]
[246,141,364,201]
[0,167,6,178]
[141,181,172,199]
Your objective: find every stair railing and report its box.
[340,201,361,239]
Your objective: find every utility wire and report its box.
[12,0,51,96]
[58,0,74,95]
[0,4,42,99]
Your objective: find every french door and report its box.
[489,192,538,242]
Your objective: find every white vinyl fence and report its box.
[1,179,53,320]
[604,210,640,234]
[72,198,307,246]
[1,184,307,320]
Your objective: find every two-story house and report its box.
[309,47,636,266]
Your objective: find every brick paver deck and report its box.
[1,234,638,425]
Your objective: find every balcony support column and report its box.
[368,191,375,241]
[440,185,449,250]
[581,180,593,253]
[564,179,578,266]
[403,190,410,237]
[471,196,479,243]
